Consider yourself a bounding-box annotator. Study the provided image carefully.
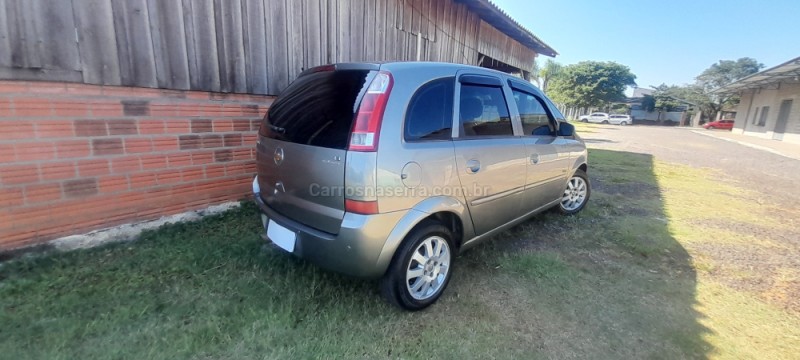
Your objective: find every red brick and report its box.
[0,81,29,93]
[63,178,98,198]
[0,98,12,115]
[92,138,124,156]
[186,91,209,100]
[89,101,123,117]
[13,97,52,117]
[51,100,89,117]
[242,104,260,116]
[167,153,192,167]
[66,83,103,96]
[139,155,167,170]
[178,135,201,150]
[191,151,214,165]
[201,134,222,148]
[40,161,76,181]
[221,104,243,117]
[164,119,190,133]
[138,120,164,134]
[122,100,150,116]
[25,183,62,204]
[191,119,213,133]
[213,119,233,132]
[243,134,257,145]
[181,167,204,182]
[77,159,110,177]
[124,138,152,153]
[223,133,243,147]
[205,164,226,179]
[35,120,75,138]
[0,187,24,207]
[156,170,182,185]
[151,136,178,151]
[102,86,135,97]
[15,142,56,161]
[98,175,129,193]
[0,164,39,185]
[250,119,261,131]
[150,103,177,117]
[108,119,138,135]
[0,121,35,140]
[111,156,141,173]
[56,140,91,159]
[232,119,250,131]
[28,82,66,94]
[232,148,252,161]
[129,172,157,189]
[214,149,232,162]
[0,143,16,162]
[74,119,108,137]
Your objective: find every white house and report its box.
[715,56,800,144]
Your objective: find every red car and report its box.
[703,119,734,130]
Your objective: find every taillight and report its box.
[345,199,379,215]
[258,112,270,137]
[349,71,393,152]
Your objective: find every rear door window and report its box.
[512,89,554,136]
[405,78,454,141]
[459,84,513,137]
[265,70,369,149]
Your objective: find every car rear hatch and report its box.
[256,64,387,234]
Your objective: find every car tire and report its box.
[380,221,454,311]
[581,119,588,123]
[620,121,627,126]
[708,126,715,130]
[559,169,590,215]
[601,120,609,124]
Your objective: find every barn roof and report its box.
[713,56,800,94]
[460,0,558,57]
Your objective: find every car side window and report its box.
[404,78,454,141]
[512,89,554,136]
[459,84,513,137]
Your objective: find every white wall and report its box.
[733,81,800,144]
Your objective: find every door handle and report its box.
[530,153,540,164]
[466,159,480,173]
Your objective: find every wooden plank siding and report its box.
[0,0,541,95]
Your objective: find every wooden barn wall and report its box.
[0,0,539,95]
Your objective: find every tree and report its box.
[695,57,764,119]
[546,61,637,109]
[651,84,681,122]
[538,59,562,92]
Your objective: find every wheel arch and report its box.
[374,196,472,276]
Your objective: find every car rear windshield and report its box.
[264,69,369,149]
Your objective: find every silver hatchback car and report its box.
[254,62,589,310]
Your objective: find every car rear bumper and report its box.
[252,176,404,278]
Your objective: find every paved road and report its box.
[579,125,800,209]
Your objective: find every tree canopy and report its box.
[696,57,764,92]
[546,61,636,108]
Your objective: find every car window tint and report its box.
[459,84,513,137]
[405,78,454,141]
[512,89,553,136]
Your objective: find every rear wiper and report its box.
[268,124,286,134]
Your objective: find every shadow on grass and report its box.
[0,149,711,358]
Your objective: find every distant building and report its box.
[714,56,800,144]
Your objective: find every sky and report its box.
[492,0,800,93]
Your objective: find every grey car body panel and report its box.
[254,61,588,279]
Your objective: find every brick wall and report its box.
[0,81,273,250]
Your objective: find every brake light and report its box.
[345,199,379,215]
[349,71,393,152]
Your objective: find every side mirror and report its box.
[557,122,574,137]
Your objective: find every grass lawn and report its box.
[2,147,799,359]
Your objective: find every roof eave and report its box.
[458,0,558,58]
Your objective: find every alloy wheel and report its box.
[561,176,588,211]
[406,236,451,300]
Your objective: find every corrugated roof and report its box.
[459,0,558,57]
[713,56,800,94]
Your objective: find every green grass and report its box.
[1,148,799,359]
